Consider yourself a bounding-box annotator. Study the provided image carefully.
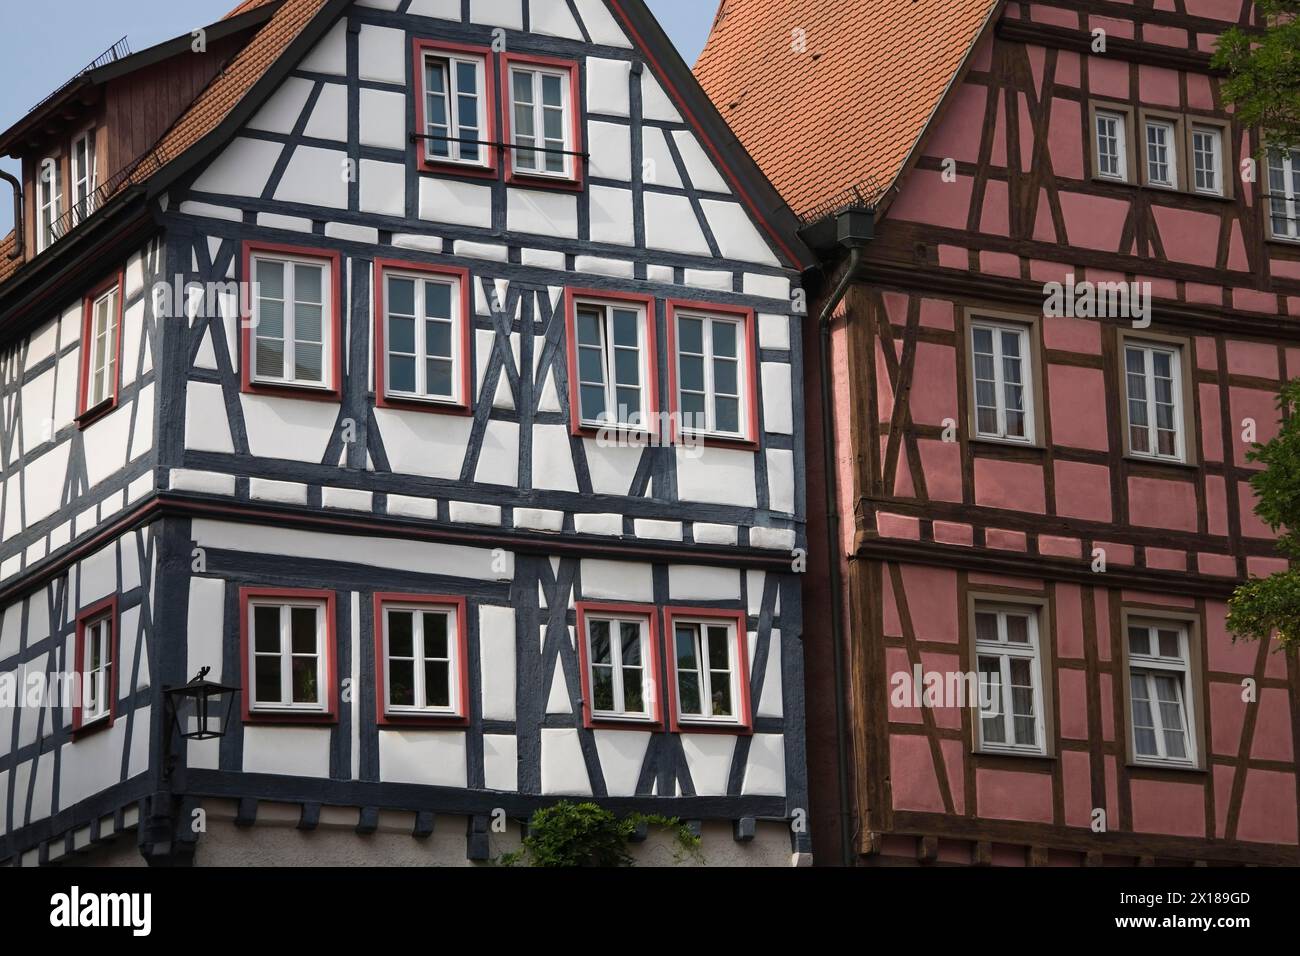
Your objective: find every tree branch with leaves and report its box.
[1212,0,1300,151]
[1227,380,1300,647]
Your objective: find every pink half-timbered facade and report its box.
[699,0,1300,865]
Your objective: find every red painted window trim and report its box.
[412,38,499,179]
[72,596,119,736]
[563,287,660,439]
[240,240,344,402]
[373,258,474,415]
[239,586,338,725]
[664,299,760,450]
[373,592,470,727]
[75,270,126,429]
[575,601,664,731]
[499,51,584,191]
[662,606,753,735]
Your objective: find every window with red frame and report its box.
[78,274,123,421]
[577,603,660,727]
[374,594,468,723]
[246,246,337,393]
[503,54,581,185]
[416,41,493,172]
[243,589,335,719]
[569,292,655,432]
[74,599,117,732]
[375,260,471,410]
[669,302,756,444]
[666,609,751,731]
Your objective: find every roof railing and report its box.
[28,36,131,114]
[796,178,885,227]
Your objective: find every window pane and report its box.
[390,356,416,393]
[426,661,451,707]
[254,606,280,652]
[679,355,705,392]
[675,626,698,669]
[590,620,611,663]
[1005,615,1030,644]
[427,359,454,397]
[715,397,740,434]
[580,385,607,421]
[388,611,414,658]
[711,673,733,717]
[295,303,323,343]
[1127,626,1150,657]
[427,320,453,358]
[426,281,452,319]
[425,613,449,659]
[295,343,324,382]
[1130,673,1158,756]
[389,659,415,707]
[713,321,737,358]
[714,358,739,395]
[1157,629,1181,658]
[255,655,281,703]
[291,607,318,654]
[678,672,701,715]
[258,298,284,339]
[707,626,730,671]
[388,277,415,316]
[678,317,704,354]
[623,669,644,713]
[292,657,318,704]
[614,349,640,387]
[974,612,999,644]
[256,260,284,298]
[389,316,416,355]
[295,264,323,303]
[593,665,615,711]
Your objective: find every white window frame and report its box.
[969,319,1035,444]
[974,605,1046,755]
[674,310,750,441]
[584,612,655,722]
[422,51,488,168]
[1095,110,1128,182]
[36,156,62,252]
[71,130,97,224]
[1124,341,1186,463]
[1190,124,1223,197]
[248,598,329,714]
[574,298,650,431]
[672,617,743,726]
[1268,146,1300,241]
[1127,620,1197,767]
[80,614,113,726]
[508,64,573,179]
[381,601,461,717]
[382,270,464,405]
[1144,118,1179,189]
[86,284,120,410]
[250,252,333,390]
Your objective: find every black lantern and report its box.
[165,667,239,741]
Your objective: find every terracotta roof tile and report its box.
[694,0,997,216]
[0,233,17,286]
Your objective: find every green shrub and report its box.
[498,802,702,867]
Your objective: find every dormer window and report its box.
[36,156,62,252]
[71,131,97,225]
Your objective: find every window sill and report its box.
[376,392,472,416]
[242,380,341,403]
[76,399,118,430]
[377,711,470,728]
[1266,234,1300,249]
[678,430,759,453]
[1127,760,1206,776]
[969,436,1044,452]
[244,709,337,725]
[505,169,583,192]
[72,714,114,740]
[673,718,753,736]
[972,748,1055,763]
[416,156,497,180]
[587,714,665,732]
[1123,453,1199,472]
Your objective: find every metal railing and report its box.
[29,37,131,114]
[43,145,167,247]
[796,178,885,226]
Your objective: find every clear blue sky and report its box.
[0,0,717,235]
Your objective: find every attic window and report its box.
[36,156,63,252]
[413,39,496,177]
[502,52,583,189]
[71,131,98,225]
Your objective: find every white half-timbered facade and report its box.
[0,0,811,866]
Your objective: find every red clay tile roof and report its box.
[0,233,18,287]
[694,0,998,217]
